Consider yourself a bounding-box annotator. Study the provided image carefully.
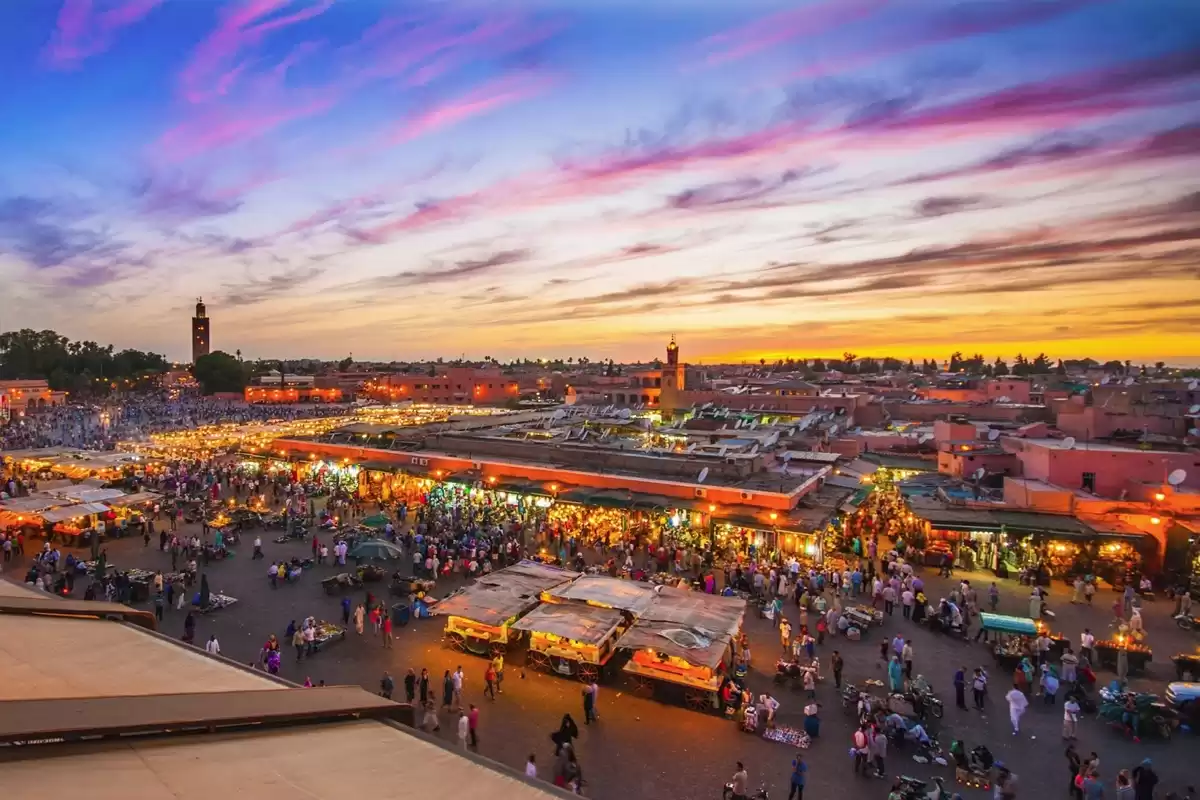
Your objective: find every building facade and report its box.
[362,367,519,405]
[191,298,211,363]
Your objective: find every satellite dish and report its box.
[1100,377,1110,385]
[909,394,918,401]
[697,467,709,484]
[972,467,986,481]
[987,429,1000,442]
[1124,377,1135,386]
[1189,380,1199,391]
[619,408,633,420]
[1168,469,1187,486]
[748,443,759,456]
[996,396,1010,404]
[1061,437,1076,450]
[552,409,566,420]
[918,433,934,444]
[1189,404,1200,415]
[1189,428,1200,437]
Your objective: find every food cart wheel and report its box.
[578,663,600,684]
[489,642,507,658]
[685,689,712,712]
[446,633,466,652]
[631,675,655,696]
[527,650,551,672]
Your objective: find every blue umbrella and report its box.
[348,538,406,561]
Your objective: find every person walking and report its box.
[467,703,479,747]
[953,666,967,709]
[353,603,365,635]
[1131,759,1157,800]
[456,710,469,749]
[341,595,351,626]
[205,635,220,655]
[452,665,464,710]
[442,670,454,711]
[380,671,394,699]
[902,639,914,681]
[525,754,538,779]
[972,667,988,711]
[154,591,165,622]
[1006,681,1029,736]
[381,614,393,648]
[789,754,807,800]
[404,669,416,704]
[491,652,504,694]
[582,681,595,723]
[484,662,497,701]
[1067,744,1083,800]
[1062,694,1081,741]
[419,668,430,706]
[831,651,844,689]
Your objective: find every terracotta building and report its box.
[362,367,518,405]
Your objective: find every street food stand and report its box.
[432,560,579,658]
[1171,652,1200,681]
[312,620,347,652]
[978,613,1067,669]
[514,602,627,683]
[615,587,745,712]
[543,574,659,618]
[1094,635,1153,674]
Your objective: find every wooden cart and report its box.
[614,587,746,713]
[431,560,580,659]
[513,602,626,683]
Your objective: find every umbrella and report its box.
[360,513,391,529]
[349,538,406,561]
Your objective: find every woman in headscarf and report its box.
[888,655,904,693]
[182,611,196,644]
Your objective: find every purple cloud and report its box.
[44,0,162,69]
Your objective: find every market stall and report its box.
[312,620,347,652]
[615,586,745,713]
[432,560,580,658]
[514,602,627,682]
[977,613,1063,670]
[544,574,658,617]
[1094,636,1153,674]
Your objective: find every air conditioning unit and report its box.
[694,487,707,499]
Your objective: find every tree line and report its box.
[0,329,169,395]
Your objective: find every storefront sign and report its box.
[410,456,430,467]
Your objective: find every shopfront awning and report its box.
[107,491,162,507]
[356,460,399,474]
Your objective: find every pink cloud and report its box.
[179,0,334,104]
[44,0,162,68]
[390,74,556,143]
[157,93,337,159]
[700,0,889,66]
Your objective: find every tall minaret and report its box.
[191,298,211,363]
[665,334,685,391]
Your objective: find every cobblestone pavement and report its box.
[18,520,1199,800]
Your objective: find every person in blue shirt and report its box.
[789,754,806,800]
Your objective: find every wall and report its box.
[939,450,1017,478]
[933,420,978,444]
[1018,441,1200,497]
[884,402,1052,423]
[1056,405,1188,439]
[660,384,865,422]
[364,368,519,405]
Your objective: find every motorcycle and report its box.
[723,784,768,800]
[891,775,949,800]
[272,526,309,544]
[1175,613,1199,631]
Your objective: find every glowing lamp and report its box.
[1154,492,1165,501]
[709,504,716,513]
[1150,517,1160,525]
[769,512,778,521]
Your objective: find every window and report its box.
[489,383,494,388]
[1081,472,1096,493]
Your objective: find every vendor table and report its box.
[1171,653,1200,681]
[312,621,346,652]
[1093,641,1152,674]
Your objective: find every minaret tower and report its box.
[191,298,211,362]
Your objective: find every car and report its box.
[1165,682,1200,728]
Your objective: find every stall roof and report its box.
[53,487,127,503]
[510,602,624,645]
[549,575,658,615]
[614,587,745,669]
[0,495,68,514]
[909,501,1100,537]
[431,561,580,627]
[107,491,163,507]
[40,503,110,523]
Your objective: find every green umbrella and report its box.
[360,513,391,529]
[349,538,406,561]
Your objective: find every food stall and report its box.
[1171,652,1200,681]
[514,602,627,683]
[1094,634,1153,674]
[40,502,113,542]
[543,574,658,618]
[615,587,746,713]
[432,560,579,658]
[977,613,1065,668]
[312,620,347,652]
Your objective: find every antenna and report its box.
[987,429,1000,442]
[1061,436,1076,450]
[697,467,709,484]
[1167,469,1187,487]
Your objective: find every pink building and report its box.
[1013,439,1199,498]
[920,378,1033,404]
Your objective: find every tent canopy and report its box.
[40,503,110,523]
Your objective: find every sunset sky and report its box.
[1,0,1198,365]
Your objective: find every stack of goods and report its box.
[762,726,811,748]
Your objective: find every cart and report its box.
[389,573,436,598]
[431,560,579,658]
[844,605,883,632]
[513,602,626,683]
[322,572,363,595]
[311,620,347,652]
[615,587,746,713]
[357,564,387,583]
[1170,653,1200,681]
[1094,640,1152,674]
